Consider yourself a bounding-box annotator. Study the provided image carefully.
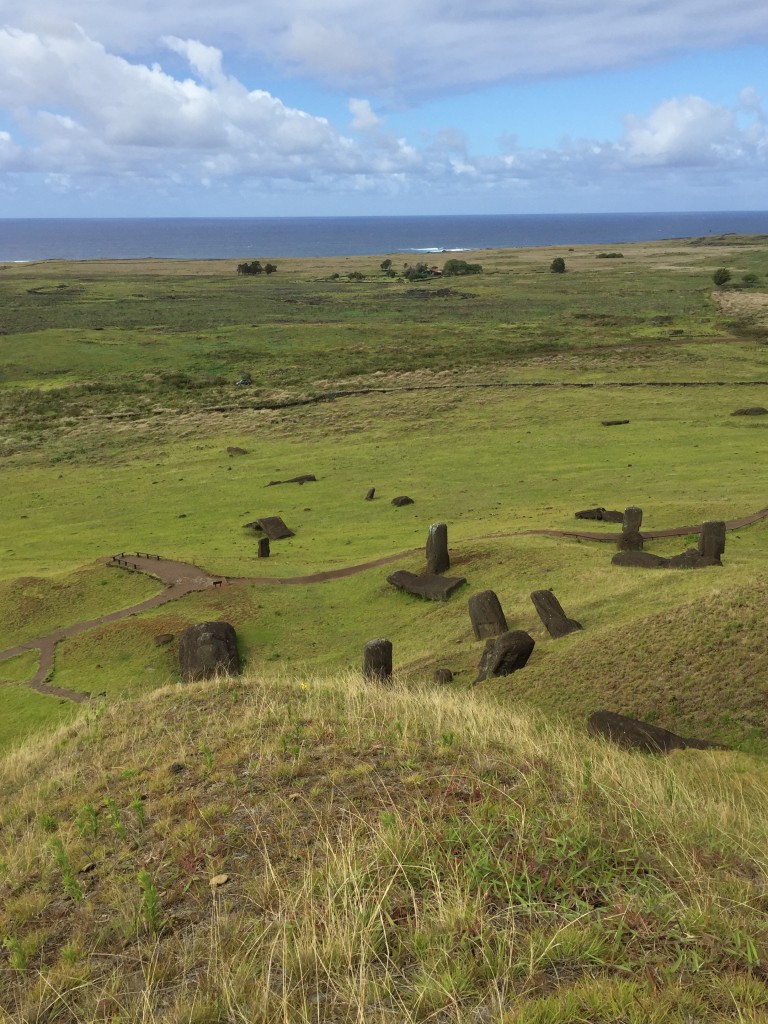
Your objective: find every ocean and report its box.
[1,212,767,262]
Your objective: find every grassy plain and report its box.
[3,237,768,1019]
[2,239,768,751]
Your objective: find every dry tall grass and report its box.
[2,670,768,1021]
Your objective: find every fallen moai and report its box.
[392,495,415,507]
[226,446,248,455]
[426,522,450,574]
[613,521,725,569]
[267,474,317,486]
[363,638,392,682]
[179,621,240,682]
[530,589,582,639]
[243,516,295,539]
[473,630,535,684]
[575,507,624,523]
[601,419,630,426]
[433,667,453,684]
[387,570,467,601]
[587,710,725,753]
[467,589,508,640]
[731,407,768,416]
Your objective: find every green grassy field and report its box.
[1,237,768,757]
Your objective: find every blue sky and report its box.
[0,1,766,216]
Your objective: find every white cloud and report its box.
[0,28,374,178]
[348,98,380,131]
[0,22,766,208]
[5,0,768,98]
[622,96,740,166]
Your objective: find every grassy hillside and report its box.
[2,671,768,1023]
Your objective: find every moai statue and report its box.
[362,638,392,682]
[426,522,449,574]
[530,590,583,639]
[258,537,270,558]
[698,520,726,564]
[473,631,535,685]
[617,506,643,551]
[365,487,375,501]
[468,590,508,640]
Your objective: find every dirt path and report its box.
[3,506,768,703]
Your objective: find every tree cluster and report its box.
[442,259,483,276]
[237,261,277,276]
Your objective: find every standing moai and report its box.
[365,487,375,501]
[617,506,644,552]
[258,537,270,558]
[530,589,583,639]
[179,622,240,682]
[473,630,535,685]
[363,638,393,682]
[426,522,449,574]
[468,590,508,640]
[698,520,726,564]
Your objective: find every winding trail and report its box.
[3,504,768,703]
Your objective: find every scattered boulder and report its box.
[243,516,294,539]
[267,474,317,486]
[363,638,392,682]
[587,710,725,754]
[731,407,768,416]
[467,589,508,640]
[474,630,535,685]
[530,590,582,639]
[365,487,375,501]
[387,570,466,601]
[154,633,174,647]
[433,667,453,684]
[179,621,240,683]
[392,495,415,507]
[227,446,248,456]
[617,506,643,551]
[425,522,450,574]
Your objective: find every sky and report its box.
[0,0,766,217]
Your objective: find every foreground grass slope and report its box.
[2,671,768,1023]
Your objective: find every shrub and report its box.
[347,271,365,281]
[742,272,760,288]
[712,268,731,286]
[380,259,393,272]
[237,261,262,276]
[550,257,566,274]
